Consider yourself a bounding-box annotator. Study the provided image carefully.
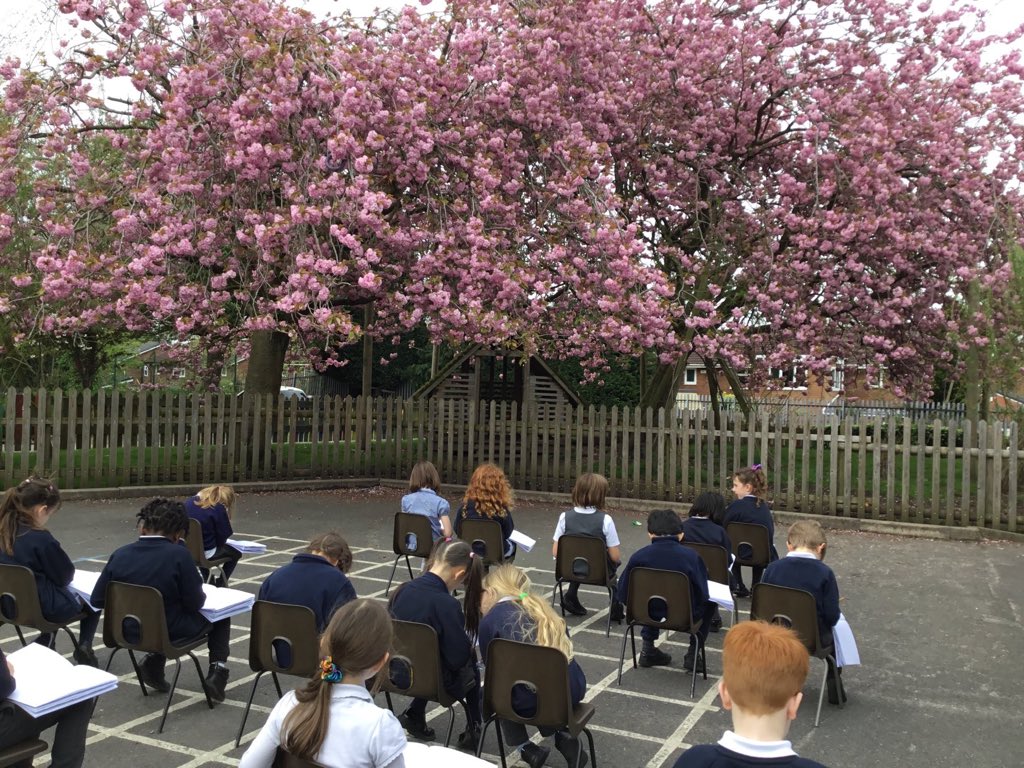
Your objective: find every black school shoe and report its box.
[638,647,672,668]
[560,598,588,617]
[682,651,706,675]
[555,731,589,768]
[73,643,99,667]
[710,614,723,633]
[827,670,848,705]
[205,664,229,703]
[138,653,171,693]
[456,722,481,751]
[521,743,551,768]
[732,585,751,599]
[609,601,625,623]
[398,709,435,741]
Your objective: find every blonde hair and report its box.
[787,520,826,550]
[195,485,236,516]
[463,464,512,519]
[484,565,573,660]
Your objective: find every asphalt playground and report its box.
[4,486,1022,768]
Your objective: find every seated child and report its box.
[184,484,241,585]
[479,565,588,768]
[761,520,845,704]
[617,509,715,672]
[239,599,407,768]
[673,621,828,768]
[402,461,453,541]
[0,644,97,768]
[724,465,778,597]
[456,464,516,560]
[552,473,622,619]
[258,531,357,667]
[682,491,733,632]
[91,498,232,702]
[0,477,100,666]
[389,539,484,750]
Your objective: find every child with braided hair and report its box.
[478,565,588,768]
[0,477,100,665]
[239,599,407,768]
[90,498,232,702]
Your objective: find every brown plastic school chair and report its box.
[0,563,91,657]
[0,738,47,768]
[101,581,214,733]
[552,535,616,636]
[682,542,738,625]
[385,513,435,596]
[235,601,320,747]
[185,519,234,585]
[477,638,597,768]
[272,747,325,768]
[380,620,469,748]
[750,583,843,727]
[617,567,707,697]
[458,518,515,568]
[725,521,772,591]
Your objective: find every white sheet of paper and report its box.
[508,529,536,553]
[226,538,267,553]
[833,612,860,667]
[200,584,255,621]
[707,580,735,611]
[69,570,101,609]
[403,742,493,767]
[6,642,118,717]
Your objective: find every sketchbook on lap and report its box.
[707,580,735,611]
[226,538,267,553]
[199,583,255,621]
[403,742,493,767]
[833,612,860,667]
[508,529,536,553]
[7,643,117,717]
[69,570,101,609]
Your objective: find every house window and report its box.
[831,363,845,392]
[868,368,884,389]
[770,365,806,390]
[172,368,186,379]
[684,368,698,386]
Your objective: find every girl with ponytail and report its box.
[389,538,485,750]
[479,565,588,768]
[0,477,100,666]
[724,464,779,597]
[239,599,406,768]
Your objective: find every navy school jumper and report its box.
[616,537,715,644]
[723,496,779,586]
[456,501,515,559]
[2,526,81,622]
[674,744,827,768]
[681,517,733,555]
[90,536,230,663]
[760,554,841,647]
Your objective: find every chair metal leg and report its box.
[235,670,266,747]
[271,671,283,698]
[689,634,700,698]
[188,651,214,710]
[605,587,613,637]
[158,658,185,733]
[617,624,631,685]
[127,650,148,696]
[584,727,598,768]
[404,555,414,580]
[384,691,394,712]
[441,704,456,748]
[104,647,119,672]
[385,555,401,596]
[814,658,828,726]
[13,626,26,646]
[61,625,84,657]
[629,625,638,669]
[494,715,508,768]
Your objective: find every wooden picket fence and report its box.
[0,388,1019,533]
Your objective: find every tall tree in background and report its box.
[1,0,1021,402]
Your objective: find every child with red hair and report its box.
[455,464,517,559]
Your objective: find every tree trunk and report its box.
[964,280,981,425]
[362,304,373,399]
[639,360,687,411]
[245,330,289,394]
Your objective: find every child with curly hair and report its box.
[455,464,516,559]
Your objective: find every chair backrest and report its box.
[725,522,771,566]
[101,581,172,654]
[554,535,609,587]
[0,563,48,628]
[750,583,823,654]
[272,747,325,768]
[392,513,435,559]
[624,567,695,633]
[185,519,214,568]
[483,638,573,729]
[459,518,505,566]
[381,620,453,706]
[249,601,320,677]
[682,542,730,584]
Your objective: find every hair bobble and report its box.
[751,463,762,472]
[517,591,529,602]
[469,551,476,559]
[319,656,342,683]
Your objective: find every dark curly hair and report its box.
[136,498,189,538]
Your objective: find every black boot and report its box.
[638,640,671,667]
[555,731,588,768]
[139,654,170,693]
[520,743,551,768]
[73,643,99,667]
[399,708,435,741]
[205,663,229,703]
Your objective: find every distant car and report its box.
[279,386,310,402]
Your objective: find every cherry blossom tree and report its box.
[1,0,1021,403]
